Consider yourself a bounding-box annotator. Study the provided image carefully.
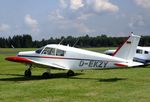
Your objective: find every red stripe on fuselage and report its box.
[39,56,65,59]
[5,56,33,63]
[114,63,128,67]
[18,55,118,62]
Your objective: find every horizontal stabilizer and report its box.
[114,61,143,67]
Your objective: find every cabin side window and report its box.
[42,47,55,55]
[136,49,143,54]
[41,47,65,56]
[144,51,149,54]
[56,49,65,56]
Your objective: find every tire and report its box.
[42,72,51,79]
[67,70,75,76]
[24,69,31,77]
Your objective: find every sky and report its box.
[0,0,150,40]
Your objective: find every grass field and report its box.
[0,48,150,102]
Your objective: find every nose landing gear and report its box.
[24,64,32,78]
[24,68,32,78]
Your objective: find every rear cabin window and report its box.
[136,49,143,54]
[144,51,149,54]
[41,47,65,56]
[56,49,65,56]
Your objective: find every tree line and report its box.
[0,34,150,48]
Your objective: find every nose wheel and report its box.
[24,65,32,78]
[24,69,32,77]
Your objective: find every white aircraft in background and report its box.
[5,34,143,78]
[104,46,150,64]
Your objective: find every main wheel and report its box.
[67,70,75,76]
[42,72,51,79]
[24,69,32,77]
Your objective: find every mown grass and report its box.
[0,48,150,102]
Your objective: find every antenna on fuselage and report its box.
[11,45,15,48]
[73,39,79,47]
[59,38,65,45]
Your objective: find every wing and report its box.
[5,56,66,69]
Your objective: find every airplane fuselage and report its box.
[16,44,130,70]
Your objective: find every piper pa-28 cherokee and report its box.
[5,34,143,78]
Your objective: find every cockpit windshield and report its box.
[35,47,44,54]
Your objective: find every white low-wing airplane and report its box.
[5,34,143,78]
[104,46,150,63]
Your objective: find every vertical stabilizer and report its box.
[113,34,141,61]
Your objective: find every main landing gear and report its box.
[42,69,51,79]
[41,70,75,78]
[67,70,75,76]
[24,65,32,78]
